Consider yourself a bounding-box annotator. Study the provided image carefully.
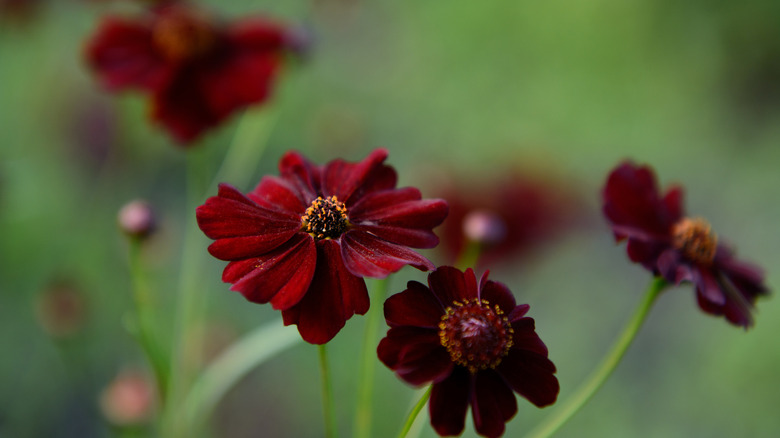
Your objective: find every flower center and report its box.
[301,196,350,240]
[438,298,513,373]
[672,217,718,264]
[152,10,216,61]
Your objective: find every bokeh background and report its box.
[1,0,779,437]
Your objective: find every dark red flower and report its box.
[602,161,769,327]
[434,171,582,268]
[378,266,559,438]
[196,149,448,344]
[85,3,300,144]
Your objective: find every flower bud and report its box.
[118,200,156,239]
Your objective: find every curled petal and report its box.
[340,230,434,278]
[278,150,320,201]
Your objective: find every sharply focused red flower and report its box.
[603,161,769,327]
[196,149,448,344]
[378,266,558,438]
[85,3,301,144]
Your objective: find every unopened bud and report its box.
[99,369,156,426]
[118,200,156,239]
[462,210,507,246]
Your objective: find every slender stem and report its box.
[353,278,390,438]
[398,386,432,438]
[182,320,300,429]
[127,239,169,401]
[319,344,338,438]
[524,276,669,438]
[163,107,280,437]
[455,240,482,271]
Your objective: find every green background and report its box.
[1,0,778,437]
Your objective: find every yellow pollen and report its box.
[300,196,350,240]
[672,217,718,265]
[438,298,513,373]
[152,10,216,61]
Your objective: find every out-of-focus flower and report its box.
[85,3,302,144]
[435,171,582,267]
[0,0,40,23]
[35,280,88,339]
[99,369,156,426]
[378,266,559,438]
[118,200,156,239]
[602,161,769,327]
[196,149,448,344]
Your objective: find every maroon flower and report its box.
[602,161,769,327]
[378,266,559,438]
[196,149,448,344]
[435,171,582,268]
[85,3,300,144]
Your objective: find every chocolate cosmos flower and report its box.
[85,3,299,143]
[378,266,559,438]
[196,149,448,344]
[603,161,769,327]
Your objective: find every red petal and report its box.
[384,281,443,328]
[351,190,448,248]
[278,150,321,201]
[281,240,368,344]
[85,17,169,91]
[510,317,549,356]
[471,371,518,438]
[322,149,389,204]
[247,175,308,214]
[196,184,300,260]
[228,233,316,310]
[377,327,453,386]
[497,349,559,407]
[427,266,474,306]
[602,162,679,240]
[149,68,220,143]
[479,277,517,315]
[429,368,470,437]
[340,230,434,278]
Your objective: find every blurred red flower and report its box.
[434,171,582,268]
[196,149,448,344]
[85,3,301,144]
[378,266,558,438]
[602,161,769,327]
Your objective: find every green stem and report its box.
[163,107,280,437]
[354,278,390,438]
[319,344,338,438]
[127,239,169,402]
[455,240,482,271]
[524,276,669,438]
[398,386,432,438]
[182,320,301,429]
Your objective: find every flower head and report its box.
[378,266,559,438]
[602,161,769,327]
[196,149,448,344]
[85,3,301,144]
[435,171,581,268]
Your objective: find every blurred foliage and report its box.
[1,0,778,437]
